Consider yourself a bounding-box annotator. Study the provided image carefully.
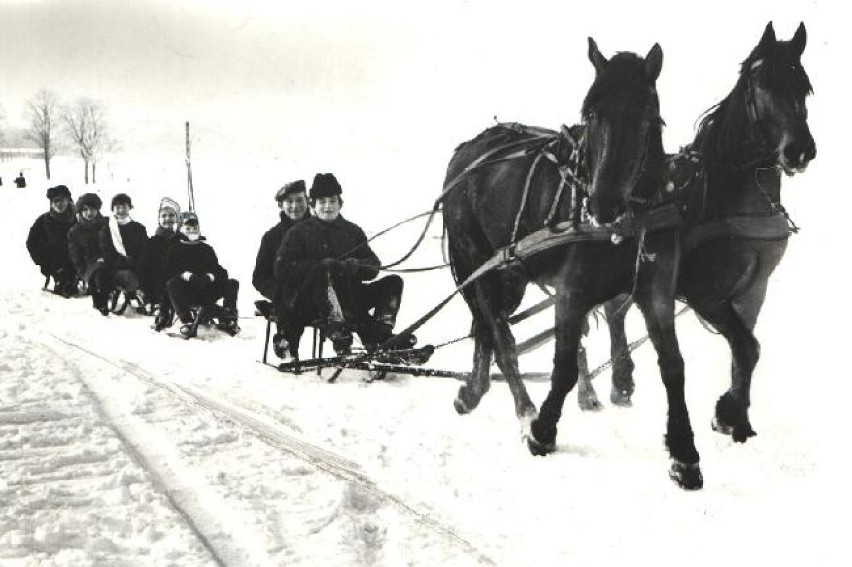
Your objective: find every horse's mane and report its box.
[693,39,813,161]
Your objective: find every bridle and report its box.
[583,91,663,213]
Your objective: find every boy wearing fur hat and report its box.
[273,173,405,356]
[67,193,111,314]
[253,179,309,302]
[98,193,148,303]
[138,197,182,325]
[163,212,240,337]
[26,185,78,297]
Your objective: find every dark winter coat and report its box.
[67,215,107,280]
[99,219,148,271]
[26,210,77,274]
[274,215,380,305]
[163,236,229,284]
[138,229,181,302]
[252,212,306,301]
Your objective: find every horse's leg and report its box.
[604,294,636,406]
[692,298,761,443]
[634,235,702,489]
[528,291,588,455]
[468,274,537,433]
[454,314,493,414]
[635,291,702,489]
[576,316,603,411]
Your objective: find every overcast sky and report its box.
[0,0,839,189]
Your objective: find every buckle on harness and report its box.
[500,244,520,267]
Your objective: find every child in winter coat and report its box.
[138,197,182,325]
[98,193,148,303]
[67,192,111,315]
[26,185,77,297]
[163,212,239,337]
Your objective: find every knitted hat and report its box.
[46,185,72,201]
[275,180,306,202]
[111,193,132,209]
[180,211,199,227]
[76,192,102,211]
[309,173,342,200]
[159,197,181,216]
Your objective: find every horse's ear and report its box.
[791,22,807,56]
[756,22,777,54]
[645,43,663,82]
[588,37,607,73]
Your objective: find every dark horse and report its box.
[443,39,704,489]
[586,23,816,442]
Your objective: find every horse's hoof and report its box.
[669,460,703,490]
[732,425,757,443]
[578,393,604,412]
[711,416,732,435]
[454,386,481,415]
[454,397,471,415]
[610,388,632,407]
[525,434,555,456]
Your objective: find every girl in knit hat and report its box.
[139,197,183,324]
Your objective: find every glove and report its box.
[181,271,192,282]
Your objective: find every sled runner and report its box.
[276,343,437,382]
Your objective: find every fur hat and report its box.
[309,173,342,200]
[275,180,306,202]
[111,193,133,209]
[46,185,72,201]
[159,197,181,216]
[76,192,102,211]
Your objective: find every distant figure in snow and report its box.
[273,173,406,357]
[98,193,148,308]
[253,179,310,357]
[138,197,183,328]
[67,193,110,315]
[163,212,240,337]
[26,184,77,297]
[14,172,26,188]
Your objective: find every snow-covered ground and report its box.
[2,130,849,567]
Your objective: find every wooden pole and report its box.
[185,121,195,212]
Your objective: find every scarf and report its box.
[109,215,129,257]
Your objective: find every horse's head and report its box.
[742,22,816,174]
[582,38,664,224]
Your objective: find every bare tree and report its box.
[63,98,113,184]
[24,89,60,179]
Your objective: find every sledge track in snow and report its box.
[46,331,497,566]
[33,331,284,567]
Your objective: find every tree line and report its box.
[2,89,117,184]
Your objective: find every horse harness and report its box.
[665,145,799,252]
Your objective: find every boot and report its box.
[326,322,352,355]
